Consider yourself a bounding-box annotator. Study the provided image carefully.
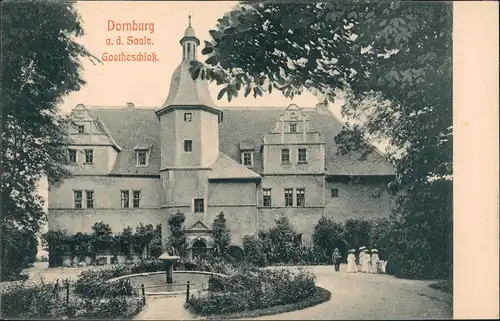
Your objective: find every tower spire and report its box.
[188,15,192,27]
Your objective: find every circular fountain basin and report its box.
[108,271,225,297]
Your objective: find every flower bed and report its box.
[0,259,164,319]
[0,279,144,320]
[185,266,324,316]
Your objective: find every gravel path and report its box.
[133,265,452,320]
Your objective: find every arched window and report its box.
[187,43,192,58]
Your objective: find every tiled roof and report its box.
[209,153,261,180]
[86,106,395,176]
[159,60,217,109]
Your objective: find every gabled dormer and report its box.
[239,141,255,168]
[67,104,122,174]
[134,143,152,167]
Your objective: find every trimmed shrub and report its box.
[188,267,316,316]
[242,235,266,266]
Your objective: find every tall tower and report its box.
[156,17,223,246]
[156,16,223,169]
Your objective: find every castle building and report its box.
[48,19,397,258]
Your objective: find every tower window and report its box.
[281,149,290,163]
[194,198,204,213]
[77,125,84,134]
[84,149,93,164]
[331,188,339,198]
[284,188,293,207]
[298,148,307,163]
[290,123,297,133]
[184,140,193,152]
[296,188,306,207]
[263,188,272,207]
[184,113,192,122]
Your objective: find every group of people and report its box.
[331,246,386,274]
[347,246,385,273]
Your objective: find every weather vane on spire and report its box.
[188,15,192,27]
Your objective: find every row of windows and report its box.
[68,149,150,167]
[262,188,339,207]
[240,148,308,167]
[72,188,339,210]
[262,188,306,207]
[69,145,308,168]
[69,149,94,164]
[281,148,307,163]
[73,190,142,209]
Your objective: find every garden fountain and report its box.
[158,251,180,284]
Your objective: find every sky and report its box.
[61,1,344,114]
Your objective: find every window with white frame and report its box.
[68,149,77,163]
[296,188,306,207]
[77,124,85,134]
[298,148,307,163]
[86,190,94,209]
[263,188,272,207]
[121,190,130,208]
[331,188,339,198]
[136,150,148,166]
[133,191,141,208]
[184,113,192,122]
[241,151,253,166]
[194,198,204,213]
[84,149,93,164]
[289,123,297,133]
[284,188,293,207]
[74,190,83,209]
[281,149,290,163]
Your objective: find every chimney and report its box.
[315,100,329,114]
[126,102,135,109]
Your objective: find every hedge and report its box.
[186,266,317,316]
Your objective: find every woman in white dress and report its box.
[361,249,371,273]
[347,249,358,273]
[370,249,380,274]
[358,246,366,271]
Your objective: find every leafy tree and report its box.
[312,216,345,257]
[344,218,372,251]
[1,223,38,280]
[133,223,155,257]
[148,224,163,258]
[266,216,299,264]
[1,0,97,277]
[191,0,452,279]
[118,227,133,258]
[89,221,113,256]
[211,212,231,259]
[167,211,188,258]
[41,229,72,268]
